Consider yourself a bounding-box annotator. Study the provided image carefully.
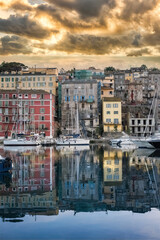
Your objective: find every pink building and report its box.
[0,89,55,137]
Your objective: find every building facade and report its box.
[0,90,55,138]
[0,71,57,95]
[102,97,122,133]
[61,79,99,135]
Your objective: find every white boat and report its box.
[3,137,41,146]
[109,132,131,146]
[55,137,90,146]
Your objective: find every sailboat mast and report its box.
[50,92,53,138]
[76,95,79,134]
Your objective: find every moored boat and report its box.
[0,155,12,172]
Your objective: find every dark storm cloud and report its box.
[127,48,151,57]
[36,4,98,30]
[0,35,33,55]
[0,15,58,39]
[53,33,132,55]
[46,0,116,18]
[132,34,141,47]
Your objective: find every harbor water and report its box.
[0,145,160,240]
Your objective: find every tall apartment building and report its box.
[60,79,99,135]
[0,89,55,138]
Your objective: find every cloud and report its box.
[52,33,131,55]
[0,35,33,55]
[46,0,116,18]
[0,14,58,39]
[127,48,151,57]
[119,0,159,20]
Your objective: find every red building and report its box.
[0,89,55,137]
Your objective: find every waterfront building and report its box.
[102,97,122,133]
[0,89,55,138]
[129,117,155,137]
[0,70,57,95]
[60,79,99,135]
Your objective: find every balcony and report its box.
[86,99,94,103]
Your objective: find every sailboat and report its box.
[3,95,41,146]
[55,99,90,146]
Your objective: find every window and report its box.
[0,94,2,99]
[101,91,103,95]
[0,108,2,113]
[30,101,34,106]
[41,94,44,99]
[40,108,45,113]
[4,108,8,115]
[5,94,9,99]
[114,175,119,180]
[41,101,44,105]
[82,103,85,108]
[107,111,110,114]
[1,83,4,88]
[138,120,141,125]
[106,104,111,108]
[107,175,112,180]
[40,116,45,121]
[0,116,2,122]
[109,91,113,95]
[106,119,111,123]
[5,116,9,123]
[49,82,53,87]
[114,111,118,114]
[18,94,22,98]
[90,104,93,110]
[107,168,111,173]
[114,168,119,172]
[50,77,52,81]
[24,94,28,98]
[132,120,135,125]
[5,101,9,107]
[113,103,118,108]
[106,160,111,165]
[114,159,119,165]
[149,119,152,125]
[31,94,37,98]
[114,119,119,124]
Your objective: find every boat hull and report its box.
[55,138,90,146]
[148,140,160,148]
[4,139,40,146]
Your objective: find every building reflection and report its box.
[0,146,58,221]
[0,146,160,220]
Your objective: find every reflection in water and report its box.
[0,145,160,221]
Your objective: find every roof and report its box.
[0,72,57,76]
[0,89,51,94]
[61,78,97,84]
[102,97,121,102]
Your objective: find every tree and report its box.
[140,64,147,70]
[0,61,26,73]
[104,66,116,75]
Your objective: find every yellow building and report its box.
[0,71,57,95]
[125,71,133,82]
[102,97,122,132]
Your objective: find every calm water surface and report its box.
[0,145,160,240]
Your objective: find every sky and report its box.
[0,0,160,70]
